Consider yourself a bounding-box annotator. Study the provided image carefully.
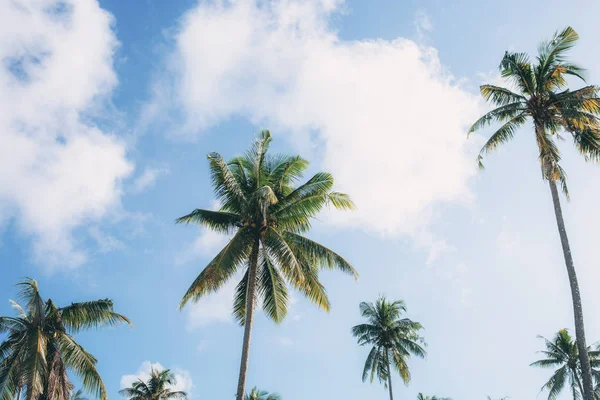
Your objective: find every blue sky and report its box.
[2,1,600,399]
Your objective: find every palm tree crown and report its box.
[0,278,131,400]
[119,368,187,400]
[244,387,280,400]
[469,26,600,195]
[177,130,357,322]
[177,130,356,400]
[352,296,425,399]
[531,329,600,400]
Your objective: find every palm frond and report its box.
[180,228,254,308]
[175,209,241,234]
[60,300,131,333]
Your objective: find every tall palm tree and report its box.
[244,387,280,400]
[351,296,426,400]
[0,278,131,400]
[416,394,451,400]
[176,130,357,400]
[531,329,600,400]
[468,26,600,400]
[119,368,187,400]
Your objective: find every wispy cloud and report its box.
[131,166,170,193]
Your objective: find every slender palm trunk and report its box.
[15,386,22,400]
[548,178,594,400]
[386,351,394,400]
[235,240,260,400]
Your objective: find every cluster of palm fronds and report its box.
[0,279,130,400]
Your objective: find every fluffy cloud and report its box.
[155,0,482,250]
[120,361,194,395]
[0,0,133,269]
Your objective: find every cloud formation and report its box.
[155,0,482,250]
[0,0,133,269]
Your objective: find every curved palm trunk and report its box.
[235,241,260,400]
[548,178,594,400]
[386,352,394,400]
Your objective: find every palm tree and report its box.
[244,387,280,400]
[351,296,426,400]
[416,394,451,400]
[176,130,357,400]
[119,368,187,400]
[468,26,600,400]
[531,329,600,400]
[0,278,131,400]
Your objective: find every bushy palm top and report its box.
[531,329,600,400]
[177,130,357,323]
[244,387,280,400]
[468,26,600,196]
[0,278,131,400]
[119,368,187,400]
[352,297,426,385]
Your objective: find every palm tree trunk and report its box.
[548,178,594,400]
[15,386,22,400]
[235,240,260,400]
[386,351,394,400]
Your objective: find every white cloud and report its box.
[0,0,133,269]
[120,361,194,395]
[153,0,482,254]
[278,337,293,346]
[131,167,170,193]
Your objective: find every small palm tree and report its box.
[351,296,426,400]
[119,368,187,400]
[416,394,451,400]
[531,329,600,400]
[177,130,357,400]
[0,278,131,400]
[468,26,600,400]
[244,387,280,400]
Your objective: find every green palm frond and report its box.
[175,209,242,233]
[60,300,131,333]
[179,229,255,308]
[258,248,289,324]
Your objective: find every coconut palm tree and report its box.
[244,387,280,400]
[119,368,187,400]
[468,26,600,400]
[416,393,451,400]
[0,278,131,400]
[176,130,357,400]
[531,329,600,400]
[351,296,426,400]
